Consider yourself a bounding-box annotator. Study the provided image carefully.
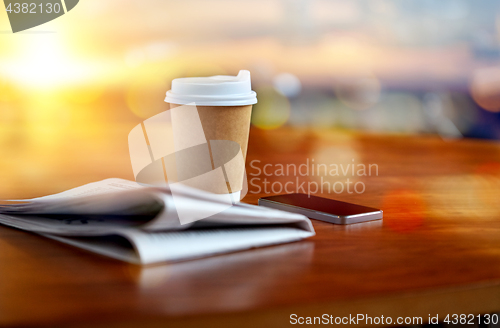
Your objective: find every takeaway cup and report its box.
[164,70,257,199]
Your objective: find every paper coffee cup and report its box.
[164,70,257,197]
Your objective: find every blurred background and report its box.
[1,0,500,196]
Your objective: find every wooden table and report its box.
[1,126,500,327]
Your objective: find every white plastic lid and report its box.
[165,70,257,106]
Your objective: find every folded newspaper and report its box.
[0,179,315,264]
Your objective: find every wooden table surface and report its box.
[1,126,500,327]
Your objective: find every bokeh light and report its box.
[273,73,302,98]
[288,91,337,127]
[422,93,464,138]
[251,86,290,130]
[334,73,382,111]
[0,0,499,197]
[424,175,500,219]
[470,66,500,112]
[312,146,360,179]
[358,93,425,133]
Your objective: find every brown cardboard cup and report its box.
[167,103,252,195]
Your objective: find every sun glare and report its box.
[1,34,98,89]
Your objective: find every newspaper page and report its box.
[0,179,315,264]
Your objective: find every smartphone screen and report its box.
[258,193,383,225]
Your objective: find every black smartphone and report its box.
[258,193,383,225]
